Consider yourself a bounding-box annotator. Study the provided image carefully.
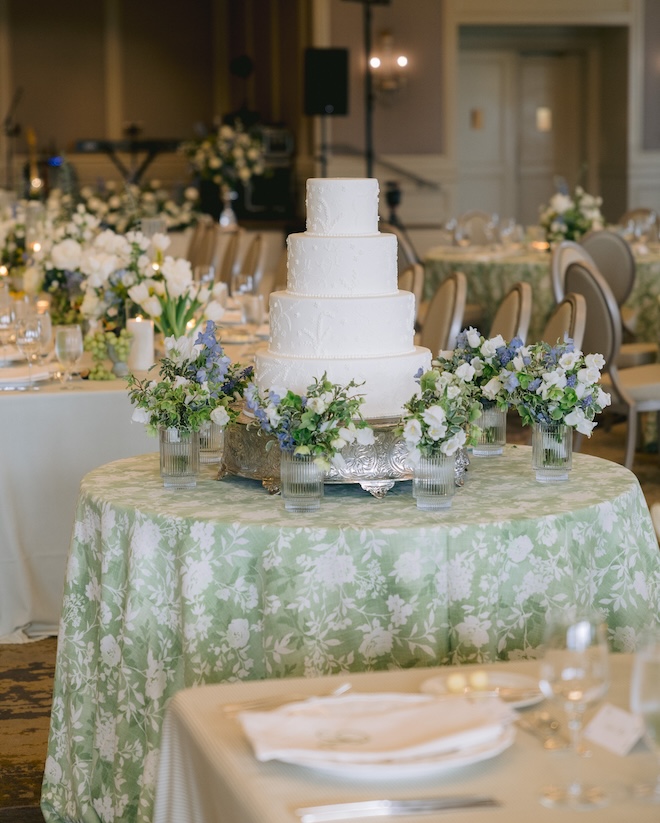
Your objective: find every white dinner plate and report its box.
[275,726,515,780]
[420,671,543,710]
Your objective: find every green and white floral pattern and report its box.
[424,247,660,344]
[42,447,660,823]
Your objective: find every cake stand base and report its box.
[217,415,469,499]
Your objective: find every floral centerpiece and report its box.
[539,185,604,244]
[127,320,252,434]
[179,120,265,195]
[126,249,226,338]
[246,374,374,471]
[508,338,611,482]
[509,339,611,434]
[398,368,483,465]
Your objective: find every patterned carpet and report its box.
[1,416,658,820]
[0,637,57,821]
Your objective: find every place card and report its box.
[583,703,645,756]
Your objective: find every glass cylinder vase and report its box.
[159,427,200,489]
[199,421,225,464]
[472,404,507,457]
[532,421,572,483]
[279,450,324,513]
[412,453,456,510]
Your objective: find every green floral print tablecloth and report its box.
[423,246,660,343]
[41,447,660,823]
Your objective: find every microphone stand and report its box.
[3,87,23,192]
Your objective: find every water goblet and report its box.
[630,629,660,803]
[0,296,15,359]
[231,271,254,297]
[538,611,610,809]
[36,310,52,363]
[238,293,264,340]
[54,324,83,389]
[15,315,43,390]
[194,264,216,286]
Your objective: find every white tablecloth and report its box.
[0,378,156,638]
[153,655,656,823]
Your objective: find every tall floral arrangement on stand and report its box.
[179,120,265,197]
[539,185,604,245]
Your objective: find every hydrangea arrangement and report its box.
[435,327,524,410]
[539,185,604,244]
[127,321,252,433]
[509,339,611,435]
[180,121,265,194]
[398,368,483,464]
[246,374,375,470]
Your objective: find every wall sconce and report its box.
[368,31,408,96]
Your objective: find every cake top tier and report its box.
[305,178,380,236]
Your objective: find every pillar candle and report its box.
[127,317,155,372]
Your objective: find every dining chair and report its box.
[418,270,467,356]
[581,229,658,368]
[186,217,220,270]
[456,210,498,246]
[549,240,594,304]
[488,281,532,343]
[398,262,425,325]
[380,220,420,271]
[564,259,660,470]
[216,228,243,290]
[540,292,587,350]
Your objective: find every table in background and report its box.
[423,244,660,342]
[41,446,660,823]
[153,655,657,823]
[0,378,156,639]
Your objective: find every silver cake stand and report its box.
[217,411,469,499]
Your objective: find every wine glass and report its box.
[54,324,83,389]
[36,310,52,363]
[630,629,660,803]
[0,295,15,360]
[238,293,264,340]
[15,315,43,390]
[538,611,610,809]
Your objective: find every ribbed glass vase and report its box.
[412,453,456,510]
[159,427,200,489]
[279,450,324,513]
[472,404,507,457]
[532,421,572,483]
[199,421,225,464]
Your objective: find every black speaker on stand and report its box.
[304,48,349,177]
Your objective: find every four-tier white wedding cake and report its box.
[254,178,432,419]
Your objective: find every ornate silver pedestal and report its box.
[217,414,469,498]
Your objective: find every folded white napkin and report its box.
[239,692,515,764]
[0,364,51,385]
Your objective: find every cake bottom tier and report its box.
[254,346,432,420]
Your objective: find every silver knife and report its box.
[296,796,500,822]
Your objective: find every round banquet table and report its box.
[423,243,660,342]
[42,446,660,823]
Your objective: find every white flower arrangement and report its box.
[180,121,265,193]
[510,339,611,435]
[398,369,483,465]
[539,185,604,244]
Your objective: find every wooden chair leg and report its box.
[624,409,637,470]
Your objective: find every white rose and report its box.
[446,385,461,399]
[402,418,422,444]
[306,396,327,415]
[131,407,150,424]
[51,238,82,270]
[466,327,481,348]
[455,362,475,382]
[577,366,600,384]
[210,405,230,428]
